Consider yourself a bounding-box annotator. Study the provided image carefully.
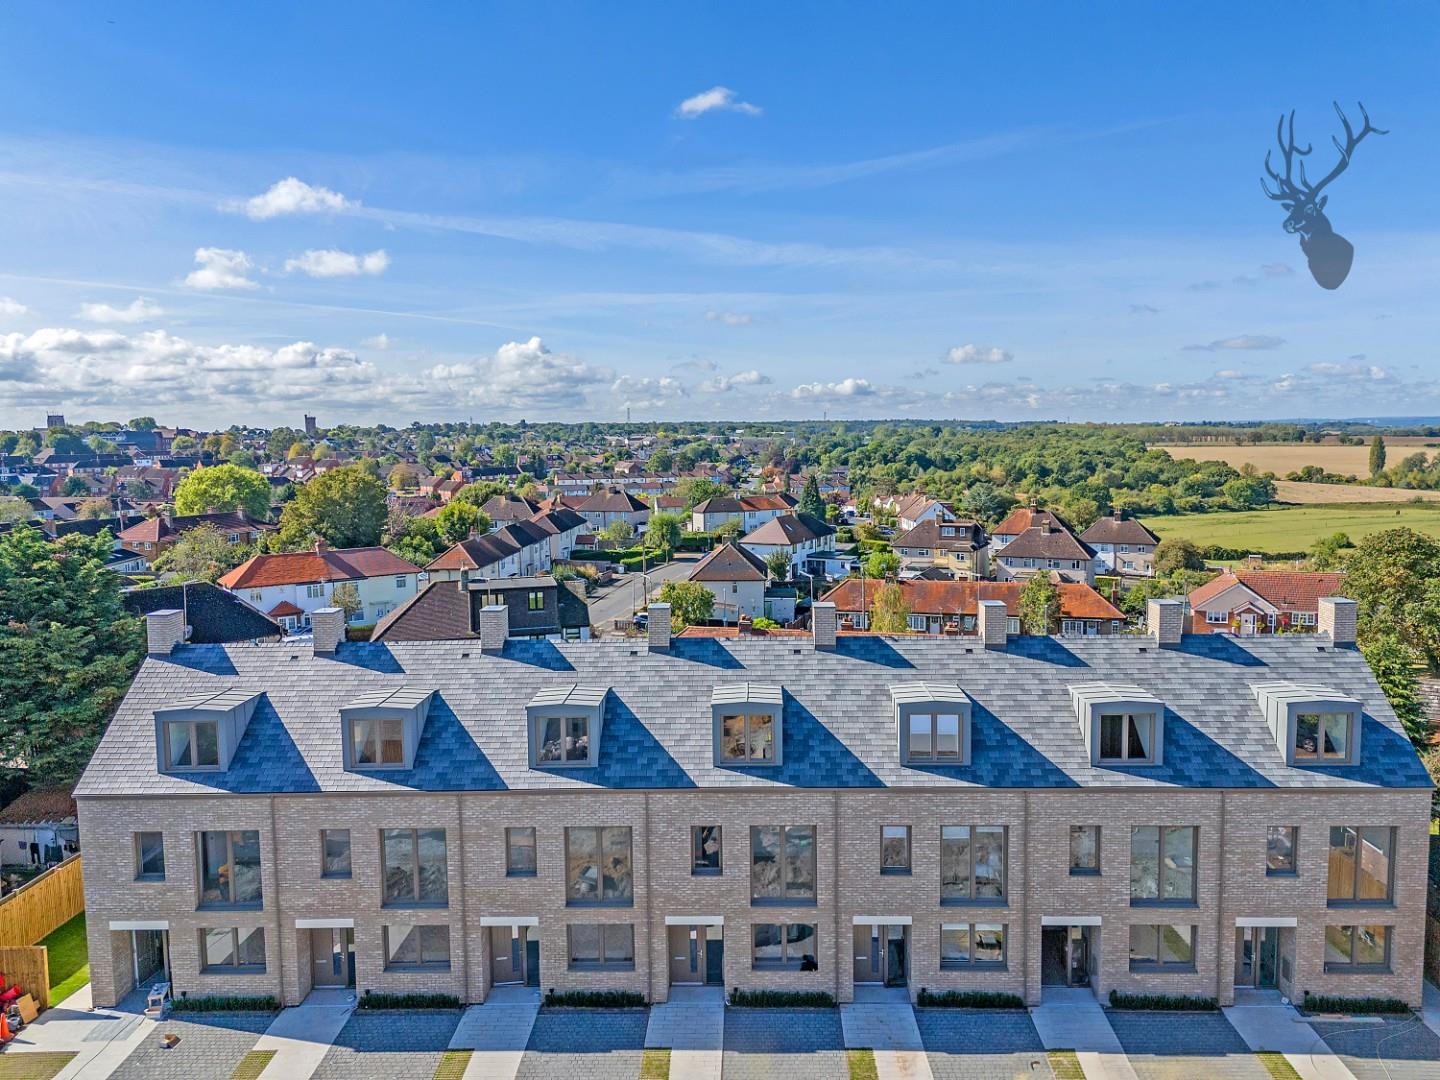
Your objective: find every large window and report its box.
[165,719,220,770]
[1128,925,1194,971]
[750,825,817,905]
[538,716,590,764]
[1130,826,1196,905]
[1266,827,1297,876]
[751,923,818,970]
[506,827,537,877]
[1099,713,1155,763]
[197,830,262,908]
[1324,925,1391,973]
[381,828,449,906]
[567,924,635,970]
[940,923,1006,969]
[1327,826,1394,905]
[565,826,633,905]
[906,713,961,761]
[692,825,722,875]
[383,924,451,970]
[1295,712,1352,761]
[940,825,1006,904]
[350,717,404,767]
[321,829,351,879]
[1070,825,1100,876]
[200,927,266,972]
[135,832,165,880]
[881,826,911,875]
[720,712,776,763]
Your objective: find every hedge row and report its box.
[1302,992,1411,1015]
[170,995,278,1013]
[1107,990,1217,1011]
[357,991,461,1010]
[543,989,646,1008]
[728,987,836,1008]
[916,988,1024,1009]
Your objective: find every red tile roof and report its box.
[992,505,1071,538]
[218,546,419,589]
[267,601,304,618]
[819,578,1123,620]
[1187,571,1345,613]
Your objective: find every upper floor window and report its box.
[135,832,165,880]
[381,827,448,907]
[395,575,408,589]
[1295,713,1351,761]
[565,826,633,905]
[528,591,545,611]
[1099,713,1155,763]
[1266,827,1297,876]
[750,825,816,905]
[1130,826,1195,905]
[321,829,352,879]
[720,712,775,763]
[1327,826,1394,905]
[198,830,262,908]
[1071,683,1165,767]
[881,826,911,875]
[1324,924,1390,973]
[164,719,219,770]
[1070,825,1100,875]
[506,827,537,877]
[712,684,783,767]
[200,927,266,973]
[306,583,325,599]
[1251,682,1361,766]
[941,825,1006,904]
[894,683,970,766]
[692,825,722,875]
[538,716,590,764]
[351,716,404,768]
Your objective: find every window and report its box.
[384,924,451,970]
[750,825,817,905]
[1294,712,1351,761]
[1128,925,1194,971]
[1295,612,1317,626]
[720,713,776,763]
[381,828,448,906]
[395,575,408,589]
[1070,825,1100,875]
[197,830,262,907]
[692,825,722,875]
[1205,610,1228,624]
[1099,713,1155,763]
[321,829,351,878]
[1324,925,1391,972]
[135,832,165,880]
[940,825,1006,904]
[1130,826,1196,905]
[200,927,266,973]
[528,591,545,611]
[881,826,911,875]
[565,826,633,905]
[164,719,220,770]
[1266,827,1297,876]
[907,614,927,632]
[228,533,239,543]
[537,716,590,764]
[940,923,1006,969]
[306,583,325,599]
[1327,826,1394,905]
[250,590,263,603]
[506,827,537,877]
[751,923,818,970]
[906,713,961,762]
[1006,616,1021,635]
[567,924,635,970]
[350,716,404,768]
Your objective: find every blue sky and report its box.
[1,2,1437,427]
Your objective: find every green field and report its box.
[1150,503,1440,553]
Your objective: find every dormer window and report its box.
[154,689,261,774]
[712,684,783,767]
[340,687,435,772]
[1295,712,1350,761]
[893,682,971,766]
[1099,712,1155,762]
[528,685,608,768]
[165,719,220,770]
[351,716,405,767]
[1251,682,1361,766]
[1070,683,1164,767]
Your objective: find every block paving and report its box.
[916,1009,1055,1080]
[722,1007,849,1080]
[516,1008,649,1079]
[310,1010,461,1080]
[1107,1010,1271,1080]
[107,1012,274,1080]
[1307,1015,1440,1080]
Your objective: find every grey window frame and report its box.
[566,923,636,971]
[1130,826,1197,906]
[1128,924,1195,972]
[349,716,405,769]
[528,590,545,611]
[1326,826,1395,906]
[1266,826,1298,877]
[939,922,1007,970]
[380,827,449,908]
[691,825,722,876]
[940,825,1007,905]
[506,826,537,878]
[904,713,963,763]
[881,825,911,875]
[321,829,352,879]
[749,825,817,906]
[1098,712,1156,764]
[163,718,221,771]
[199,926,266,973]
[382,923,452,970]
[196,829,262,909]
[1293,711,1353,762]
[134,831,165,880]
[1323,924,1392,974]
[1070,825,1100,876]
[718,712,777,764]
[750,922,819,971]
[564,826,634,907]
[536,715,591,765]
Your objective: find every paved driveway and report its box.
[917,1009,1054,1080]
[1107,1011,1270,1080]
[515,1008,648,1079]
[110,1012,274,1080]
[1308,1015,1440,1080]
[723,1008,848,1080]
[310,1010,460,1080]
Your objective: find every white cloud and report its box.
[676,86,762,119]
[285,249,390,278]
[701,369,772,393]
[705,310,753,326]
[426,337,612,411]
[1181,334,1285,352]
[1215,369,1245,379]
[77,297,164,324]
[0,297,28,317]
[242,177,353,220]
[946,343,1013,365]
[362,333,392,349]
[183,247,258,290]
[611,375,687,409]
[1308,361,1389,381]
[791,377,875,399]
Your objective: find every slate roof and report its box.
[75,633,1430,798]
[578,488,648,513]
[1080,512,1160,547]
[689,542,769,583]
[124,582,286,643]
[427,534,520,573]
[996,524,1096,562]
[529,508,588,536]
[742,512,834,546]
[820,579,1123,620]
[893,520,986,553]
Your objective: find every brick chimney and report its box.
[479,603,509,653]
[311,607,345,655]
[314,538,329,554]
[146,608,186,655]
[1146,598,1184,647]
[1317,597,1357,645]
[647,602,672,650]
[812,601,837,650]
[977,599,1008,649]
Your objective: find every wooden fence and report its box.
[0,854,83,948]
[0,945,50,1010]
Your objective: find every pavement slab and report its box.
[1307,1014,1440,1080]
[646,987,723,1080]
[1223,1002,1356,1080]
[107,1012,275,1080]
[843,1002,934,1080]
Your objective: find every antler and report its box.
[1299,101,1389,198]
[1260,110,1312,202]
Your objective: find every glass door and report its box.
[883,925,907,988]
[1257,927,1280,989]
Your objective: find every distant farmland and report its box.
[1158,440,1437,476]
[1273,481,1440,504]
[1150,504,1440,553]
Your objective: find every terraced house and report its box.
[76,596,1431,1015]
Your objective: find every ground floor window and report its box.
[383,923,451,970]
[939,923,1006,969]
[751,923,818,971]
[1324,925,1390,973]
[200,927,266,973]
[1128,924,1194,971]
[567,924,635,970]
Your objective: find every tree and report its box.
[1117,570,1214,618]
[388,463,421,491]
[1360,631,1428,747]
[644,513,683,559]
[1342,527,1440,667]
[656,580,714,630]
[713,518,744,543]
[61,476,91,497]
[865,549,901,579]
[275,465,388,550]
[1153,537,1204,575]
[170,434,196,452]
[1309,531,1353,571]
[386,514,445,566]
[601,520,635,544]
[869,582,911,634]
[287,441,311,460]
[153,524,249,582]
[0,527,144,780]
[765,550,792,582]
[172,464,272,520]
[1222,475,1275,510]
[329,583,363,622]
[451,480,508,509]
[675,477,729,510]
[127,417,158,431]
[1018,573,1059,634]
[435,501,488,545]
[77,498,112,520]
[961,482,1011,524]
[1369,435,1387,478]
[798,475,825,519]
[0,497,32,525]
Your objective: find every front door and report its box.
[491,924,538,986]
[1240,612,1257,635]
[1237,927,1281,989]
[133,929,168,986]
[310,928,354,988]
[1041,925,1092,987]
[852,925,908,987]
[669,924,716,986]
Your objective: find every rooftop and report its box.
[218,546,418,589]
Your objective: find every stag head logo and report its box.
[1261,102,1388,290]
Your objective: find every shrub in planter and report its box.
[543,989,646,1009]
[170,995,278,1013]
[357,991,461,1010]
[728,987,835,1008]
[1301,992,1410,1015]
[1107,990,1217,1011]
[916,988,1024,1009]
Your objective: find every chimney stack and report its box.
[146,608,186,655]
[314,538,329,554]
[647,602,672,650]
[479,603,509,653]
[812,601,837,650]
[1146,598,1184,647]
[311,607,345,655]
[977,599,1008,648]
[1317,596,1357,645]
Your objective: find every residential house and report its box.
[117,510,274,568]
[373,574,591,643]
[820,578,1124,636]
[529,508,588,562]
[77,597,1431,1014]
[577,488,650,534]
[893,495,958,533]
[0,786,78,867]
[482,496,543,526]
[992,520,1097,585]
[690,493,798,534]
[687,541,770,623]
[1186,571,1347,636]
[425,521,552,582]
[217,542,421,627]
[892,520,989,579]
[1080,511,1161,578]
[988,504,1074,551]
[124,582,287,642]
[740,512,835,572]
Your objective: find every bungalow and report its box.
[1080,511,1161,577]
[892,519,989,579]
[217,541,421,626]
[819,578,1125,637]
[1186,570,1346,636]
[992,520,1097,585]
[689,493,798,534]
[372,573,591,643]
[116,510,274,568]
[740,512,834,572]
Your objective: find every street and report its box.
[584,553,699,635]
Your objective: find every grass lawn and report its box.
[230,1050,277,1080]
[640,1048,671,1079]
[1256,1051,1304,1079]
[1048,1049,1085,1079]
[1150,504,1440,553]
[432,1050,473,1080]
[847,1048,878,1080]
[40,912,89,1006]
[0,1053,79,1080]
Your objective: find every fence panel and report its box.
[0,945,51,1010]
[0,855,83,947]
